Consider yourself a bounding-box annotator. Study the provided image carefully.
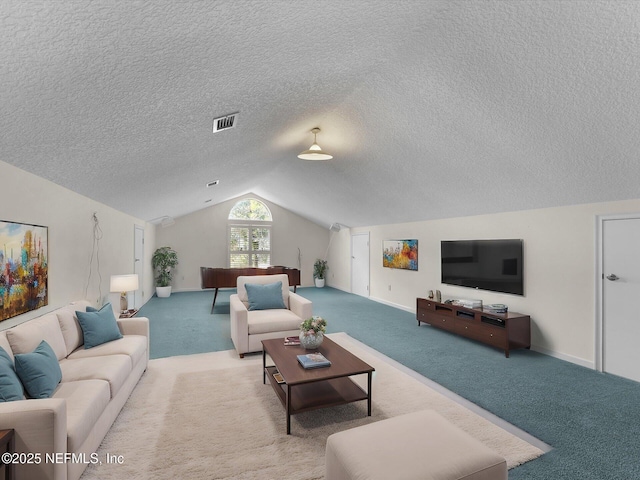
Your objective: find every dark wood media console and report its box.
[416,298,531,357]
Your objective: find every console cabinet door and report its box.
[434,315,456,332]
[417,308,430,324]
[456,319,481,340]
[479,326,507,349]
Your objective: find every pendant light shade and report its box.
[298,128,333,160]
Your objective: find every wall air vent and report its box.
[212,112,238,133]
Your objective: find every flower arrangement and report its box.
[300,316,327,336]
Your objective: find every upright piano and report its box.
[200,266,301,313]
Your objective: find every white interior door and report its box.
[351,233,369,297]
[133,225,144,309]
[602,216,640,382]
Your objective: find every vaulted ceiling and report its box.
[2,1,640,228]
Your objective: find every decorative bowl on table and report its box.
[299,316,327,350]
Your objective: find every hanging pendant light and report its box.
[298,128,333,160]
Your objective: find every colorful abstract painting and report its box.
[0,220,48,321]
[383,239,418,270]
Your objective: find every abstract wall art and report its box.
[0,220,48,321]
[383,239,418,271]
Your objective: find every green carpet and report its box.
[138,287,640,479]
[141,290,235,358]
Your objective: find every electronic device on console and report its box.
[441,239,524,296]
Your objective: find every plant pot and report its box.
[156,286,172,298]
[314,278,325,288]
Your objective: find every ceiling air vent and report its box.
[212,112,238,133]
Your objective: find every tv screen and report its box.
[441,239,524,296]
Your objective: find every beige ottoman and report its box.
[325,410,507,480]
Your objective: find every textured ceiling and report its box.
[2,1,640,228]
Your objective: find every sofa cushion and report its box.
[0,332,14,362]
[247,309,303,335]
[59,354,131,398]
[53,379,110,452]
[76,303,123,349]
[0,346,24,402]
[56,305,87,355]
[7,313,68,361]
[67,335,147,369]
[237,274,290,306]
[14,340,63,399]
[245,281,287,311]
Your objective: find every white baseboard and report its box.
[530,345,595,370]
[319,286,414,314]
[368,296,415,313]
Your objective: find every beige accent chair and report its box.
[230,274,312,358]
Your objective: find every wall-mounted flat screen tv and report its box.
[441,239,524,296]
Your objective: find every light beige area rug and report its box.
[81,333,544,480]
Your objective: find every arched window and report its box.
[228,199,272,268]
[229,198,272,221]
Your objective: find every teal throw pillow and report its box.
[0,347,24,402]
[76,303,123,349]
[14,340,62,399]
[245,282,286,311]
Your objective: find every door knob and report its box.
[606,274,619,281]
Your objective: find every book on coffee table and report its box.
[284,336,301,346]
[297,353,331,369]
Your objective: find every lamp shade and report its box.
[297,143,333,160]
[298,128,333,160]
[110,274,139,293]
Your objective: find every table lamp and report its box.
[110,274,139,313]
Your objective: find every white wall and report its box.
[0,161,156,329]
[328,198,640,368]
[154,193,329,290]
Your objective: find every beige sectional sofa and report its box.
[0,301,149,480]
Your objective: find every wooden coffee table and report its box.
[262,336,375,434]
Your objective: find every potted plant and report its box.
[313,259,328,288]
[152,246,178,297]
